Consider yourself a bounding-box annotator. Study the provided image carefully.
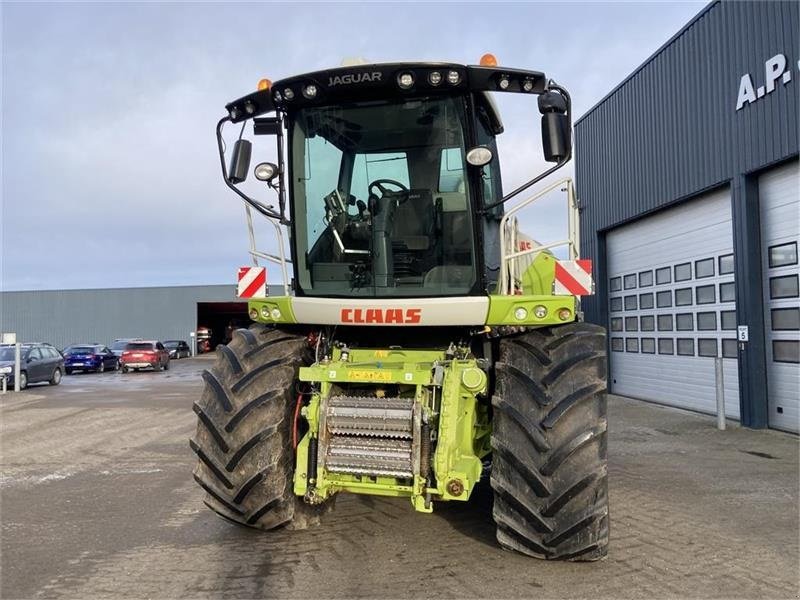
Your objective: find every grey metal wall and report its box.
[576,0,799,318]
[574,0,799,427]
[0,285,273,350]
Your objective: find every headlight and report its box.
[0,366,12,374]
[397,72,414,89]
[447,70,461,85]
[428,71,442,86]
[498,75,510,90]
[302,84,318,99]
[283,87,295,100]
[533,305,548,319]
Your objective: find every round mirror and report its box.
[466,146,493,167]
[254,162,279,182]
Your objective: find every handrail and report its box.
[244,203,291,296]
[498,177,579,296]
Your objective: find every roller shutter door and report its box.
[606,188,739,419]
[760,162,800,433]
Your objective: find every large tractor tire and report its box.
[491,322,608,561]
[191,325,328,530]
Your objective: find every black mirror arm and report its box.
[216,117,289,224]
[480,81,572,213]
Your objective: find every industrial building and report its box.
[0,285,256,352]
[576,0,799,432]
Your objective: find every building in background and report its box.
[0,285,258,352]
[576,0,798,432]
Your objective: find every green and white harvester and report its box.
[191,55,609,560]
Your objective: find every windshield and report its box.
[290,96,476,297]
[164,341,179,348]
[111,341,129,350]
[0,347,16,361]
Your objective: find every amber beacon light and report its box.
[479,53,498,66]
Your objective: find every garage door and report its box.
[607,187,740,419]
[760,162,800,433]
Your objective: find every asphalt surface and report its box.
[1,356,798,599]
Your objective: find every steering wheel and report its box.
[368,179,409,201]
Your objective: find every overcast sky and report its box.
[1,1,705,291]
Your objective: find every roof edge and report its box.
[575,0,718,127]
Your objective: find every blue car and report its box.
[63,344,119,374]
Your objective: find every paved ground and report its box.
[1,356,798,599]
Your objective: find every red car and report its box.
[120,341,170,373]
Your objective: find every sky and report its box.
[1,1,706,291]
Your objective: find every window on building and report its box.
[658,338,674,355]
[772,308,800,331]
[696,284,716,304]
[610,297,623,312]
[610,317,623,332]
[610,277,622,292]
[639,293,654,309]
[675,288,693,306]
[657,314,673,331]
[719,282,735,303]
[656,291,672,308]
[656,267,671,285]
[611,338,624,352]
[718,254,735,275]
[626,338,639,353]
[722,339,737,358]
[624,295,638,310]
[639,271,654,287]
[695,258,715,278]
[624,274,637,289]
[640,315,655,331]
[769,242,798,268]
[721,310,736,330]
[773,340,799,364]
[697,311,717,330]
[675,263,692,282]
[641,338,656,354]
[625,316,638,331]
[770,275,799,299]
[698,338,718,357]
[677,338,695,356]
[676,313,694,331]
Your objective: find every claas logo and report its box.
[340,308,421,324]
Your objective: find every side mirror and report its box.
[538,91,571,163]
[228,139,252,184]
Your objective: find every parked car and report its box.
[110,338,142,358]
[63,344,119,374]
[120,341,170,373]
[0,343,64,390]
[164,340,191,359]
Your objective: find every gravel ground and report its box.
[1,356,797,599]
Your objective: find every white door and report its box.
[760,162,800,433]
[607,187,740,419]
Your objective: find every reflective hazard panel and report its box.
[554,259,594,296]
[237,266,267,298]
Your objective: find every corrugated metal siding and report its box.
[0,285,276,350]
[576,0,799,322]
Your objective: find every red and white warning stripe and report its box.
[237,266,267,298]
[554,259,593,296]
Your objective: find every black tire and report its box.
[191,325,329,530]
[164,360,170,371]
[18,371,28,390]
[49,368,62,386]
[97,362,105,373]
[122,366,129,374]
[491,322,608,561]
[65,368,73,375]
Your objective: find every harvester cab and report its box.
[192,56,609,561]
